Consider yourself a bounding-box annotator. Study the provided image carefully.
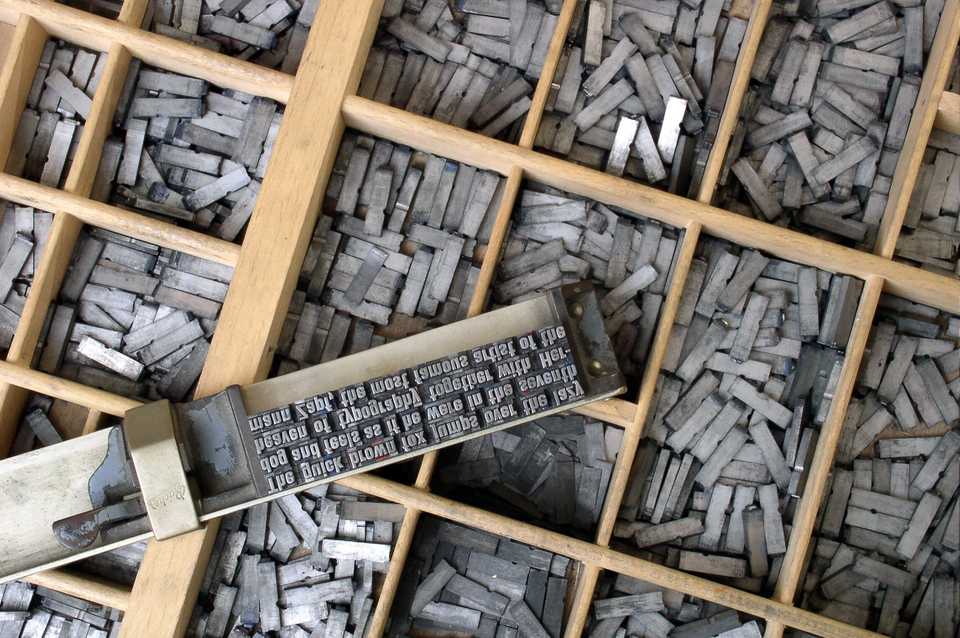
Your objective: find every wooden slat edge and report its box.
[773,276,884,602]
[2,0,294,103]
[0,174,242,267]
[365,166,526,636]
[697,0,775,203]
[26,568,132,611]
[119,2,386,636]
[874,0,960,258]
[0,360,140,415]
[519,0,578,149]
[565,222,704,636]
[0,14,46,171]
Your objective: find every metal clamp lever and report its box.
[52,498,147,550]
[122,399,202,541]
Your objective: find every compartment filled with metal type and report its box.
[388,514,576,637]
[269,129,504,375]
[187,485,405,637]
[489,182,684,389]
[713,0,947,251]
[4,39,109,189]
[893,127,959,279]
[37,224,234,401]
[434,412,624,539]
[93,61,283,242]
[616,236,864,594]
[363,0,562,142]
[0,202,52,355]
[533,0,752,197]
[0,581,126,636]
[585,569,766,637]
[796,294,958,635]
[146,0,321,73]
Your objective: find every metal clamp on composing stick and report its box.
[122,400,202,541]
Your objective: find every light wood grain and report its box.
[0,0,952,632]
[697,0,774,202]
[0,361,140,415]
[365,165,526,636]
[767,276,883,638]
[519,0,578,149]
[572,397,637,430]
[936,91,960,134]
[26,568,132,610]
[0,175,241,266]
[6,0,293,102]
[118,2,386,635]
[0,14,46,171]
[874,0,960,258]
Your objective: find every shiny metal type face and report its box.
[0,283,626,583]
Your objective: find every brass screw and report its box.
[589,360,604,375]
[571,303,584,318]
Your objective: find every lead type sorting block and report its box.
[534,0,750,197]
[893,130,960,280]
[365,0,561,142]
[0,203,54,353]
[148,0,321,73]
[435,412,623,535]
[714,0,944,252]
[586,570,765,638]
[615,237,863,594]
[0,579,126,637]
[38,226,234,401]
[389,515,572,638]
[491,184,682,386]
[798,294,959,635]
[270,130,503,374]
[187,485,403,637]
[5,40,107,188]
[94,63,283,242]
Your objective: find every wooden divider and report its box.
[565,222,704,636]
[118,1,386,635]
[0,0,956,635]
[874,0,960,258]
[762,276,884,638]
[695,0,774,203]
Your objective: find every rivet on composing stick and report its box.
[570,303,584,317]
[589,360,605,376]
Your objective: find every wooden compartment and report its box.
[793,292,959,636]
[0,201,53,355]
[710,1,959,254]
[585,569,767,636]
[363,0,564,143]
[0,0,956,636]
[145,0,319,73]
